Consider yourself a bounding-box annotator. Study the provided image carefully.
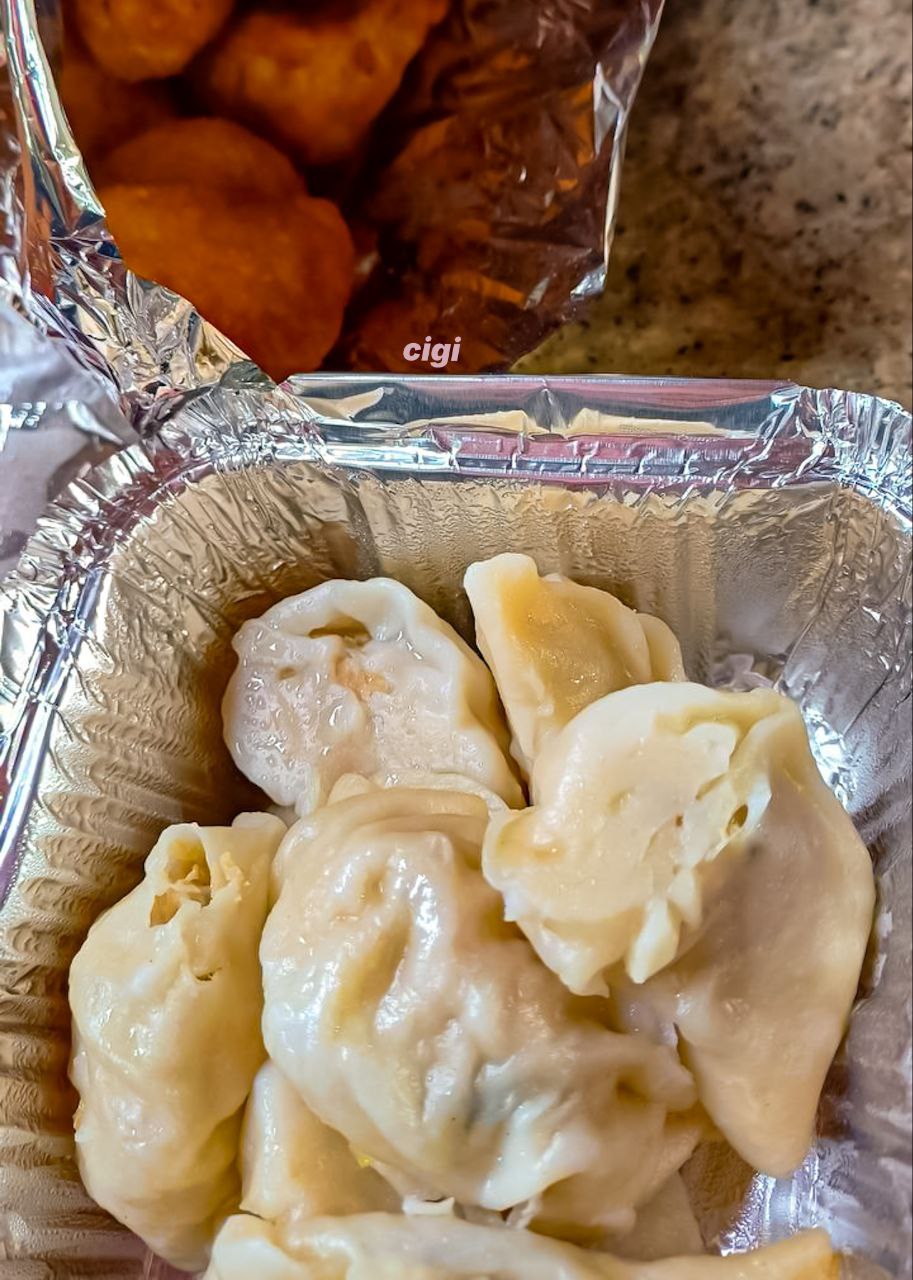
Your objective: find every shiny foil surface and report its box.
[0,0,663,396]
[0,373,909,1278]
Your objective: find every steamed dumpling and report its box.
[261,789,700,1239]
[482,683,790,993]
[69,814,285,1272]
[634,699,875,1175]
[222,578,522,815]
[463,554,684,774]
[484,682,874,1176]
[204,1213,838,1280]
[240,1060,399,1222]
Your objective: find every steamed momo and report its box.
[485,682,875,1176]
[483,683,792,993]
[240,1061,399,1222]
[634,697,875,1175]
[222,577,522,815]
[463,554,685,773]
[68,814,285,1272]
[204,1213,839,1280]
[261,789,700,1238]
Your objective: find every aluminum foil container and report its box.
[0,0,662,400]
[0,372,909,1278]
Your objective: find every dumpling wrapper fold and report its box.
[69,813,285,1271]
[204,1213,838,1280]
[485,682,874,1176]
[464,553,684,774]
[223,577,522,815]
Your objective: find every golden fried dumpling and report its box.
[261,789,700,1239]
[58,31,176,162]
[222,578,522,816]
[101,183,354,381]
[464,554,685,775]
[97,118,305,198]
[69,814,285,1272]
[198,0,449,165]
[73,0,234,81]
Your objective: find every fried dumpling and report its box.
[464,554,685,774]
[69,814,285,1272]
[240,1060,399,1222]
[261,789,699,1238]
[482,683,788,993]
[204,1213,838,1280]
[223,578,522,815]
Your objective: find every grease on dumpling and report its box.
[204,1213,839,1280]
[222,578,522,815]
[482,683,787,993]
[69,813,285,1272]
[240,1060,399,1222]
[261,789,700,1239]
[463,554,684,774]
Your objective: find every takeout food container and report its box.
[0,372,910,1277]
[1,0,663,386]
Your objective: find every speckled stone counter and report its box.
[522,0,913,406]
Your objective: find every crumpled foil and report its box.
[0,0,663,400]
[0,371,910,1278]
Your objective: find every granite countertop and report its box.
[523,0,913,407]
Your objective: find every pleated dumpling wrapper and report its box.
[463,554,685,775]
[223,577,522,816]
[204,1213,839,1280]
[240,1060,399,1223]
[69,813,285,1272]
[485,682,875,1176]
[261,788,701,1241]
[483,683,794,993]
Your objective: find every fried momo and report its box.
[101,183,354,381]
[98,118,305,198]
[199,0,449,165]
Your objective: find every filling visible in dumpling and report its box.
[222,577,522,815]
[464,553,685,774]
